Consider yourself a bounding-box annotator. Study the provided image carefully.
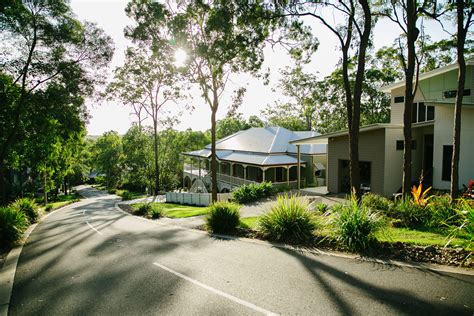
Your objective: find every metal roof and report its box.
[221,152,305,166]
[203,127,326,155]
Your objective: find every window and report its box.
[394,96,404,103]
[396,140,417,150]
[443,89,471,99]
[396,140,404,150]
[442,145,453,181]
[412,102,435,123]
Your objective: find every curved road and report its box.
[9,186,474,315]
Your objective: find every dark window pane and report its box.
[412,140,417,150]
[427,106,435,120]
[394,96,404,103]
[442,145,453,181]
[396,140,404,150]
[443,90,457,98]
[464,89,471,96]
[412,103,418,123]
[418,102,426,122]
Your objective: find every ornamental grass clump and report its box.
[0,207,28,246]
[361,193,392,213]
[11,198,41,224]
[148,206,163,219]
[206,202,241,234]
[331,199,386,252]
[134,203,152,216]
[258,195,317,244]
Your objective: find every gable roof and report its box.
[203,127,326,155]
[379,57,474,93]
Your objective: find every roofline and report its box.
[217,158,306,167]
[290,123,403,145]
[379,58,474,93]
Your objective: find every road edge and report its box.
[114,201,474,277]
[0,201,82,316]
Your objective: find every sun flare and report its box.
[174,48,187,67]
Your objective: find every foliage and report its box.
[361,193,392,212]
[232,182,275,204]
[258,195,317,243]
[148,206,163,219]
[445,199,473,247]
[92,131,123,189]
[45,204,53,213]
[389,196,427,227]
[330,199,386,251]
[11,198,40,224]
[121,191,134,201]
[0,206,28,247]
[215,114,265,140]
[206,202,241,234]
[134,203,152,216]
[315,203,328,213]
[411,182,432,207]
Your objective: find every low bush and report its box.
[121,190,134,201]
[389,196,426,227]
[107,188,117,194]
[232,181,275,204]
[134,203,152,216]
[361,193,392,212]
[315,203,328,213]
[0,207,29,246]
[148,206,163,219]
[206,202,241,234]
[331,199,386,251]
[11,198,41,224]
[45,204,53,212]
[259,195,317,243]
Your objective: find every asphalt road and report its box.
[9,186,474,315]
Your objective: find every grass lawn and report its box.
[132,202,210,218]
[376,227,473,251]
[239,216,260,230]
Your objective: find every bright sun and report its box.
[174,48,187,67]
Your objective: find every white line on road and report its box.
[152,262,278,316]
[81,209,103,236]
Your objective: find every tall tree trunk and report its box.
[43,172,48,205]
[402,0,418,195]
[0,163,6,205]
[450,0,468,200]
[210,108,218,202]
[153,119,160,195]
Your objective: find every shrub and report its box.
[232,181,275,204]
[121,190,134,201]
[11,198,41,224]
[361,193,392,212]
[0,207,28,246]
[148,206,163,219]
[45,204,54,212]
[426,195,462,227]
[445,199,473,244]
[315,203,328,213]
[258,195,317,243]
[331,199,386,251]
[389,196,426,227]
[107,188,117,194]
[134,203,152,216]
[206,202,241,234]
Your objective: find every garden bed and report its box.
[125,202,211,218]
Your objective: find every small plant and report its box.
[206,202,241,234]
[232,181,275,204]
[315,203,328,213]
[148,206,163,219]
[389,196,426,227]
[0,207,28,246]
[331,199,386,251]
[411,182,431,207]
[108,188,117,194]
[45,204,53,212]
[11,198,41,224]
[121,190,133,201]
[361,193,392,212]
[258,195,317,243]
[134,203,152,216]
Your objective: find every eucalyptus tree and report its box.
[0,0,113,202]
[450,0,473,199]
[92,131,123,189]
[168,0,277,201]
[107,45,184,194]
[380,0,444,194]
[273,0,373,200]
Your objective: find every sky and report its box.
[69,0,453,136]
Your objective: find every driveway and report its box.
[8,185,474,315]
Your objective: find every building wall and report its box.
[411,125,434,181]
[327,129,386,196]
[383,128,404,196]
[419,66,473,103]
[390,87,426,124]
[433,106,474,190]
